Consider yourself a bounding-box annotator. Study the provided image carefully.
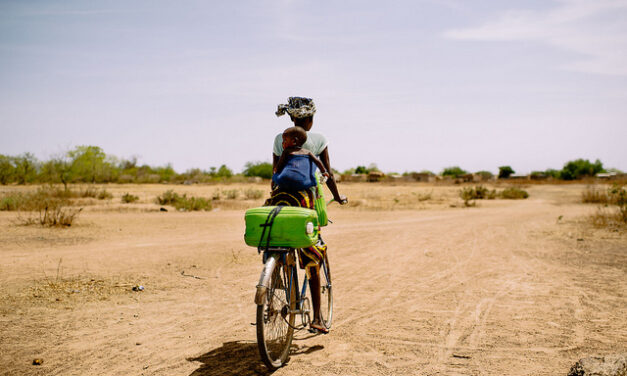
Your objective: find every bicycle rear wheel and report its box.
[319,253,333,329]
[256,259,296,370]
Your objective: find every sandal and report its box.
[309,322,329,334]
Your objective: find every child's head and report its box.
[282,126,307,148]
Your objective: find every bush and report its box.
[500,187,529,199]
[121,193,139,203]
[243,161,273,179]
[460,185,496,206]
[442,166,468,179]
[223,189,239,200]
[244,188,263,200]
[28,202,82,227]
[156,190,180,205]
[155,190,212,211]
[174,196,212,211]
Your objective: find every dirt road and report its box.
[1,184,625,375]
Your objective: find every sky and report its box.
[1,0,626,174]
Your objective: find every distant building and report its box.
[368,171,385,182]
[340,173,367,182]
[507,174,530,180]
[408,172,435,182]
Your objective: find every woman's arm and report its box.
[319,147,347,204]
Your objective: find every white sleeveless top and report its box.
[273,132,328,158]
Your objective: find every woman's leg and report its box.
[308,265,327,332]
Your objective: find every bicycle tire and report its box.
[256,259,296,370]
[320,253,333,329]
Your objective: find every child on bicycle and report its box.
[272,126,329,191]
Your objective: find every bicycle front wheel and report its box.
[256,259,296,370]
[320,253,333,329]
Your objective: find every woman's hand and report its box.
[334,194,348,205]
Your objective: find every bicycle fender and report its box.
[255,254,278,305]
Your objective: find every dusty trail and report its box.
[1,185,625,375]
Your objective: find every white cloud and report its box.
[443,0,627,76]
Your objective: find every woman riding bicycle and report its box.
[265,96,347,334]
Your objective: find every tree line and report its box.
[0,146,619,185]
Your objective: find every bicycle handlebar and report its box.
[327,197,348,205]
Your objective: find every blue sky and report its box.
[1,0,626,174]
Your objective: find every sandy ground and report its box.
[0,183,625,375]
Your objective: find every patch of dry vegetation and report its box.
[121,192,139,203]
[0,186,91,226]
[584,185,627,230]
[459,185,529,206]
[156,190,212,211]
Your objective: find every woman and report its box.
[266,96,347,334]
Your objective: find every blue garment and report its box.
[272,154,317,191]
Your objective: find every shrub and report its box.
[223,189,239,200]
[155,190,212,211]
[173,196,212,211]
[442,166,468,179]
[500,187,529,199]
[97,189,112,200]
[156,190,180,205]
[244,188,263,200]
[30,202,82,227]
[121,193,139,203]
[460,185,496,206]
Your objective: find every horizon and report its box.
[1,0,626,174]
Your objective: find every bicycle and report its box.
[253,199,341,370]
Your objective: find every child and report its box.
[272,126,329,191]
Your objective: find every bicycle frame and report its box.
[255,248,315,328]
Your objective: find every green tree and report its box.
[243,161,273,179]
[0,154,15,185]
[39,157,72,189]
[68,146,109,183]
[559,159,604,180]
[216,164,233,178]
[441,166,468,178]
[354,166,369,174]
[155,164,176,182]
[13,153,38,184]
[498,166,515,179]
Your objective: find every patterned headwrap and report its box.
[275,97,316,119]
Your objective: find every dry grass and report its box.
[0,186,110,211]
[585,184,627,230]
[17,204,82,227]
[582,185,611,203]
[121,192,139,203]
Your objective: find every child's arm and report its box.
[307,151,329,177]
